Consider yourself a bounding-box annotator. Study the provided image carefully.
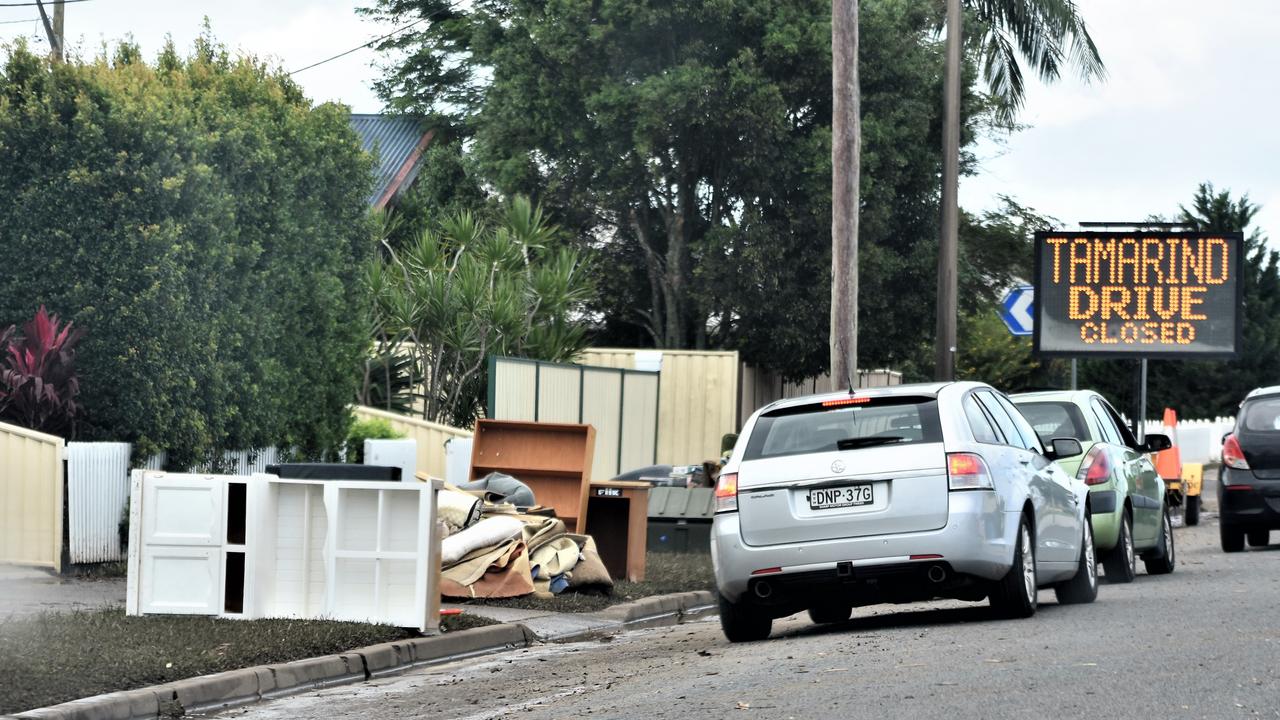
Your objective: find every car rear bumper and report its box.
[1088,490,1121,551]
[711,490,1016,603]
[1218,467,1280,528]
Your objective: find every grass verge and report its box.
[454,551,714,614]
[0,608,495,714]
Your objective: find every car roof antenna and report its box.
[847,368,856,395]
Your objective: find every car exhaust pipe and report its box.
[753,580,773,599]
[927,565,947,583]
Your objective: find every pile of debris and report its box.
[436,474,612,599]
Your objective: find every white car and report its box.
[711,381,1097,642]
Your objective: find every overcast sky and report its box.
[2,0,1276,239]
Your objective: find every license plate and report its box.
[808,484,874,510]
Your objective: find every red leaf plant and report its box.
[0,305,87,435]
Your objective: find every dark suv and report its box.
[1219,386,1280,552]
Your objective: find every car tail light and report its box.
[947,453,993,490]
[715,472,738,512]
[1076,446,1111,486]
[1223,434,1250,470]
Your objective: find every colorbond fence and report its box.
[488,356,659,480]
[352,405,472,479]
[579,349,737,468]
[738,367,904,427]
[0,421,64,571]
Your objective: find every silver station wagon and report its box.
[711,381,1097,642]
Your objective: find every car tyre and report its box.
[1221,523,1245,553]
[808,604,852,625]
[718,593,772,643]
[1102,511,1137,584]
[1142,508,1176,575]
[1247,529,1269,547]
[1184,495,1200,526]
[990,515,1037,619]
[1055,514,1098,604]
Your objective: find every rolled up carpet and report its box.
[441,515,525,567]
[437,488,483,531]
[530,535,580,579]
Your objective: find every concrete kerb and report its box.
[12,591,715,720]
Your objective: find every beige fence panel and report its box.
[490,360,537,421]
[620,372,660,472]
[739,365,903,426]
[352,406,472,480]
[537,364,583,423]
[580,349,739,465]
[0,421,64,571]
[581,370,623,480]
[489,357,659,480]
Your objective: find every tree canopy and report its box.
[0,37,374,465]
[366,0,1026,379]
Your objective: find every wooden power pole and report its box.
[34,1,64,63]
[935,0,961,381]
[831,0,860,391]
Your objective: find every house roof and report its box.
[349,114,435,209]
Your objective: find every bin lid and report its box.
[647,487,715,520]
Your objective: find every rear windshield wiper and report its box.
[836,436,905,450]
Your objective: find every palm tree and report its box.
[936,0,1106,380]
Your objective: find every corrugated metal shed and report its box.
[349,114,431,207]
[647,487,715,520]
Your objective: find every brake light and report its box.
[822,396,872,407]
[1076,446,1111,486]
[947,453,993,490]
[1223,434,1250,470]
[715,472,738,512]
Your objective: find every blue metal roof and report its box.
[349,114,430,207]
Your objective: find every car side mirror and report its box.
[1045,437,1083,460]
[1141,433,1173,453]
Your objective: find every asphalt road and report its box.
[224,486,1279,720]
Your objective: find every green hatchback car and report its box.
[1012,390,1176,582]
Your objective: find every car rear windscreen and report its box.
[743,396,942,461]
[1241,397,1280,432]
[1016,401,1092,444]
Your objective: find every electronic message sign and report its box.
[1033,231,1242,357]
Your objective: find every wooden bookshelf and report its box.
[470,419,595,533]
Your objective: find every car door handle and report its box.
[1019,459,1031,465]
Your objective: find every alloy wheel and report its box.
[1124,519,1135,572]
[1085,521,1097,590]
[1021,525,1036,603]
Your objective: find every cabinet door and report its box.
[137,473,225,615]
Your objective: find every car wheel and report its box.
[1247,529,1270,547]
[1102,511,1137,583]
[1055,515,1098,604]
[1184,495,1200,526]
[990,515,1037,619]
[1143,508,1176,575]
[808,604,852,625]
[718,592,772,643]
[1221,523,1245,553]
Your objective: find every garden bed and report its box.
[0,608,494,715]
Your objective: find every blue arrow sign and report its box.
[999,285,1034,336]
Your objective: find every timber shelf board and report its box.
[470,463,583,478]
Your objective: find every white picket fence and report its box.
[1142,417,1235,466]
[66,443,282,565]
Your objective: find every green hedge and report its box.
[0,37,374,466]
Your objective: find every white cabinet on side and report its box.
[126,470,442,633]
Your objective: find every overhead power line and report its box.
[0,16,38,23]
[0,0,92,7]
[290,4,457,76]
